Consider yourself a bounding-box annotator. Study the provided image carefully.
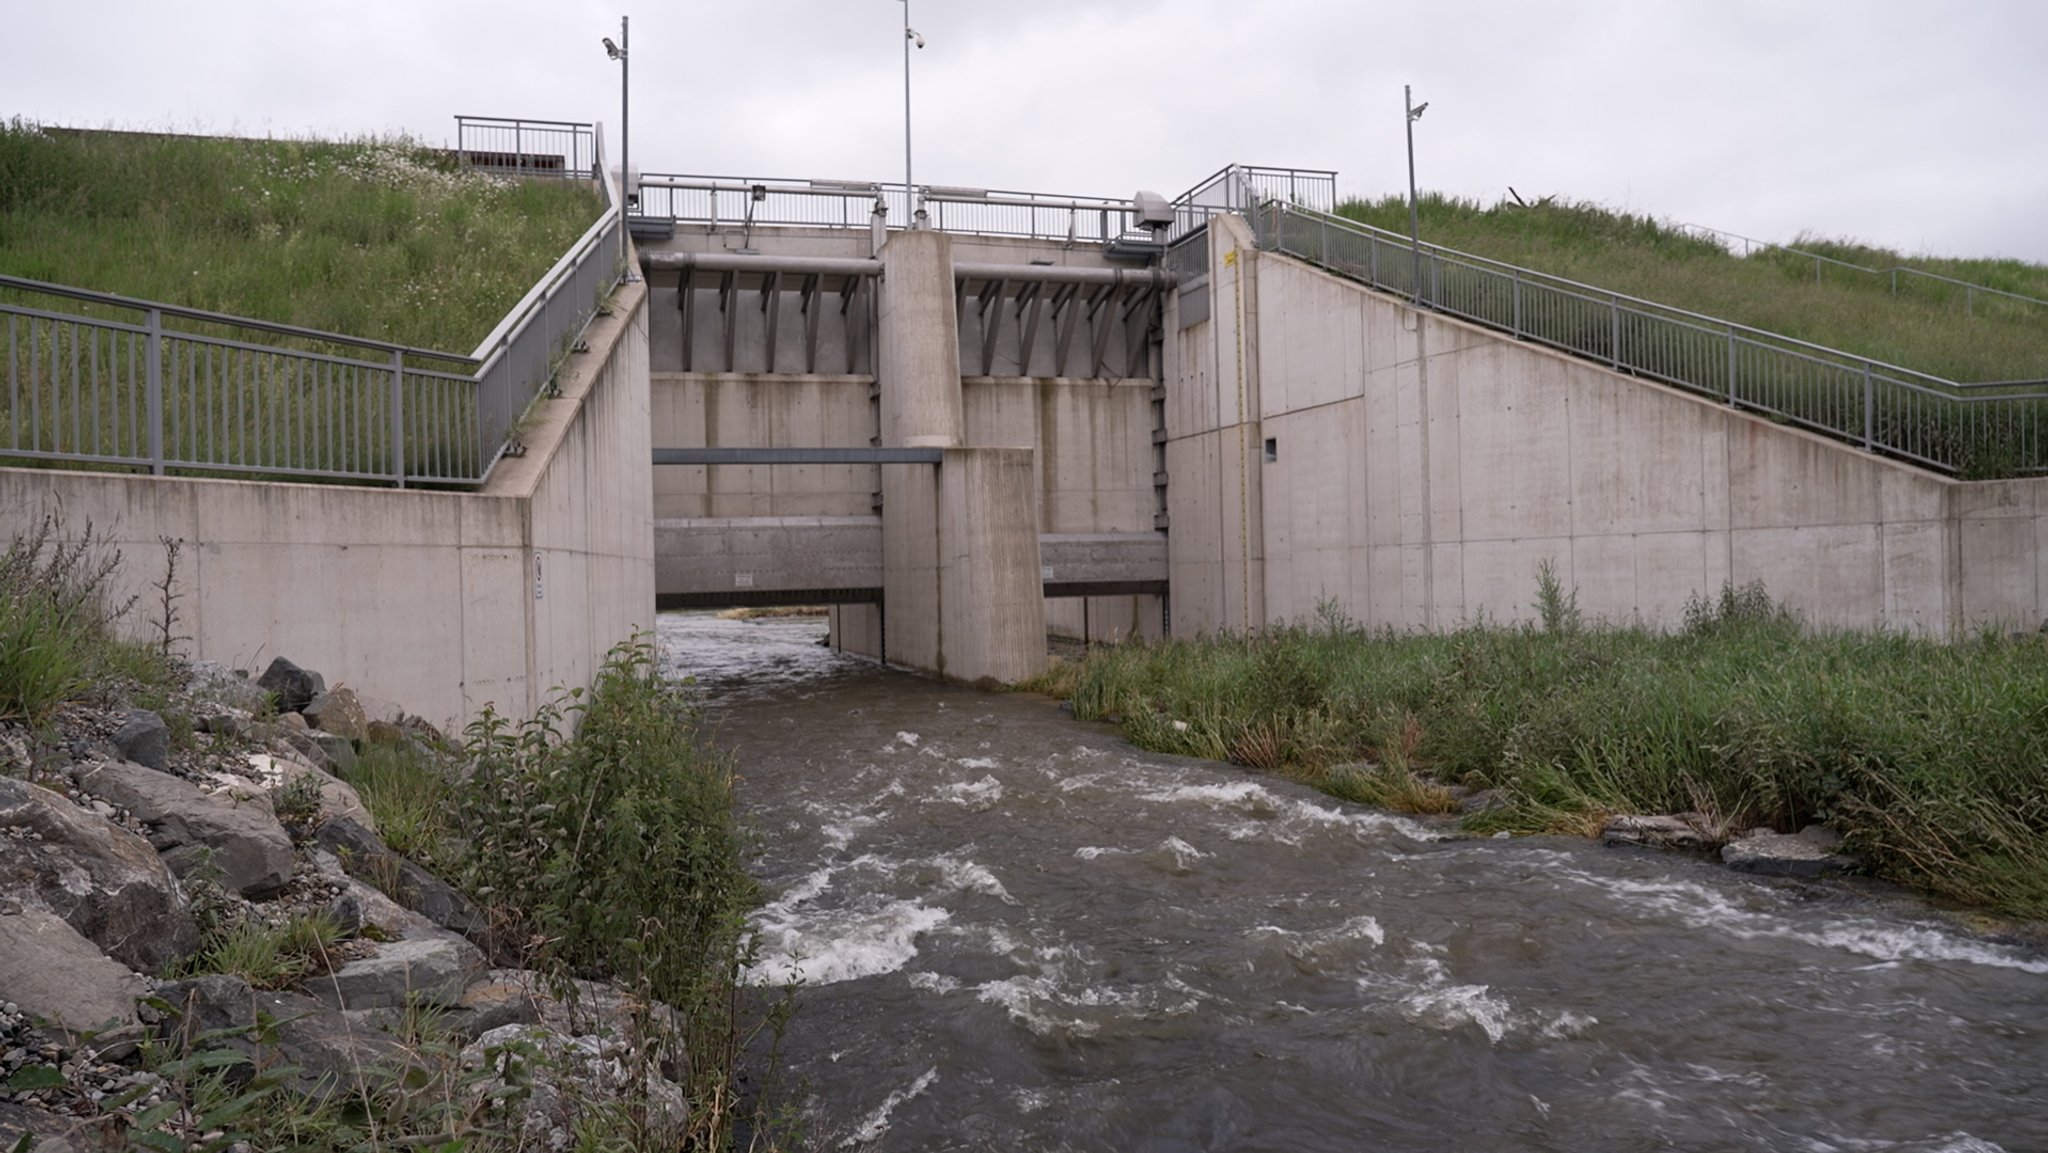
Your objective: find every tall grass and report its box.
[0,512,167,724]
[1058,589,2048,919]
[0,121,601,353]
[1337,194,2048,385]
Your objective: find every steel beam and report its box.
[655,446,942,465]
[760,271,782,373]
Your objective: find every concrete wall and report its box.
[1163,220,2048,636]
[0,284,655,730]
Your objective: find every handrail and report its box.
[1677,220,2048,314]
[1249,201,2048,478]
[1303,207,1975,391]
[0,274,471,363]
[3,117,622,488]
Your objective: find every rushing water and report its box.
[658,613,2048,1153]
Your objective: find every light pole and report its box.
[901,0,925,228]
[1405,84,1427,306]
[603,17,634,280]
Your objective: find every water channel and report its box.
[658,612,2047,1152]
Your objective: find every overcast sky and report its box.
[8,1,2046,263]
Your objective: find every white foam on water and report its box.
[927,774,1004,811]
[1057,772,1106,792]
[907,971,960,994]
[1560,870,2048,973]
[1073,845,1130,861]
[933,854,1015,903]
[1395,983,1516,1043]
[975,975,1103,1037]
[1797,1134,2007,1153]
[841,1067,938,1147]
[895,731,921,747]
[748,898,949,986]
[957,755,1000,770]
[1013,1088,1049,1114]
[1137,778,1439,844]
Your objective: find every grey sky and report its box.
[8,0,2046,263]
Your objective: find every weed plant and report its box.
[0,512,167,724]
[1335,194,2048,385]
[1059,586,2048,919]
[0,121,600,353]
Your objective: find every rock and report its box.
[111,710,170,772]
[311,731,358,775]
[463,1022,689,1151]
[1458,789,1505,815]
[354,694,406,727]
[1602,813,1714,852]
[0,729,31,777]
[1721,825,1859,879]
[155,973,257,1045]
[0,1101,122,1153]
[194,703,252,738]
[184,661,271,715]
[198,771,276,820]
[307,930,482,1012]
[443,970,543,1041]
[0,907,146,1037]
[278,725,335,773]
[0,776,198,971]
[277,711,309,733]
[247,754,375,832]
[364,720,409,749]
[259,990,409,1099]
[315,817,478,934]
[303,688,368,744]
[70,760,296,898]
[257,657,325,715]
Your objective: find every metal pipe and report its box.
[1405,84,1423,307]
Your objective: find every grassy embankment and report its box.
[0,122,600,351]
[1338,194,2048,385]
[1,518,788,1149]
[0,122,603,479]
[1026,579,2048,922]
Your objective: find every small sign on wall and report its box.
[534,555,544,600]
[736,572,755,588]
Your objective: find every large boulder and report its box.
[257,657,325,715]
[1601,813,1716,852]
[184,661,271,715]
[303,688,368,744]
[69,760,295,898]
[307,930,483,1012]
[315,817,478,933]
[0,776,197,970]
[0,907,146,1037]
[154,975,413,1100]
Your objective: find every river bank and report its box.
[1024,585,2048,924]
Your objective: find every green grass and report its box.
[1050,588,2048,921]
[0,512,170,725]
[1337,194,2048,385]
[0,120,602,353]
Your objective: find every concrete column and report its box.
[878,229,965,448]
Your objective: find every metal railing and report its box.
[455,116,598,179]
[1250,203,2048,478]
[1170,164,1338,242]
[1676,221,2048,319]
[635,173,1156,244]
[1,121,624,487]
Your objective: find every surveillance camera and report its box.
[907,29,925,48]
[602,36,622,59]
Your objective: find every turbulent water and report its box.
[658,613,2048,1153]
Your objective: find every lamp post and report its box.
[603,17,634,280]
[901,0,925,227]
[1405,84,1426,306]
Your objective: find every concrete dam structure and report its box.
[637,170,2048,683]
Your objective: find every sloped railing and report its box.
[1251,203,2048,478]
[0,122,623,487]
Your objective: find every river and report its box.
[658,612,2047,1153]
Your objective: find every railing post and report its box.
[1862,362,1874,450]
[1611,296,1622,368]
[1727,327,1737,404]
[1512,269,1522,337]
[1320,217,1330,268]
[390,349,407,486]
[1967,285,1975,317]
[146,307,164,475]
